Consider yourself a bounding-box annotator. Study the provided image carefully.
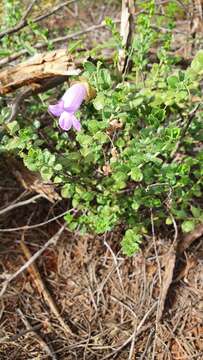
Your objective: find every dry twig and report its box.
[118,0,135,73]
[17,308,57,360]
[0,20,120,67]
[0,209,72,232]
[0,0,77,39]
[0,194,43,216]
[0,225,65,297]
[178,223,203,254]
[20,237,74,337]
[102,302,157,359]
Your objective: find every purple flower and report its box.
[48,83,87,131]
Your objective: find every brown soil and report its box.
[0,1,203,359]
[0,160,203,359]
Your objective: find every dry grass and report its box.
[0,161,202,359]
[0,1,203,358]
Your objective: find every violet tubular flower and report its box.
[48,83,88,131]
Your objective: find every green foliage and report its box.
[0,1,202,256]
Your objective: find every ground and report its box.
[0,1,203,359]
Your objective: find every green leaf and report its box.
[190,206,201,219]
[84,61,97,73]
[54,163,63,171]
[41,166,53,181]
[191,50,203,75]
[7,121,19,135]
[167,75,179,88]
[181,220,195,233]
[61,184,73,198]
[130,168,143,182]
[121,229,142,256]
[93,94,106,110]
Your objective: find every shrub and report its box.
[0,3,202,255]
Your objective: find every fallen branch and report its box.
[0,49,81,95]
[1,76,69,125]
[118,0,135,74]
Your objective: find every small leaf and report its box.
[167,75,179,88]
[84,61,97,73]
[181,220,195,233]
[61,184,72,198]
[121,229,142,256]
[7,121,19,135]
[93,94,106,110]
[130,168,143,182]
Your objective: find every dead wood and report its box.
[0,49,81,95]
[178,223,203,254]
[118,0,135,73]
[157,246,177,322]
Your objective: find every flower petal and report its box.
[59,111,73,131]
[72,115,81,131]
[48,100,64,116]
[62,83,87,112]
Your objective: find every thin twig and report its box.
[0,0,77,39]
[0,194,43,216]
[0,225,65,297]
[101,302,157,360]
[170,104,200,159]
[17,308,57,360]
[0,20,120,67]
[1,76,68,126]
[104,236,125,294]
[21,0,38,21]
[0,323,42,343]
[0,209,73,232]
[20,238,74,337]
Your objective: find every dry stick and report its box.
[0,209,72,233]
[0,324,42,343]
[150,211,162,360]
[2,76,68,125]
[118,0,135,74]
[101,302,157,360]
[20,234,74,337]
[0,194,43,216]
[17,308,57,360]
[0,225,65,297]
[0,0,77,39]
[0,0,37,39]
[103,238,125,294]
[177,223,203,254]
[156,213,178,323]
[0,20,120,67]
[21,0,38,21]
